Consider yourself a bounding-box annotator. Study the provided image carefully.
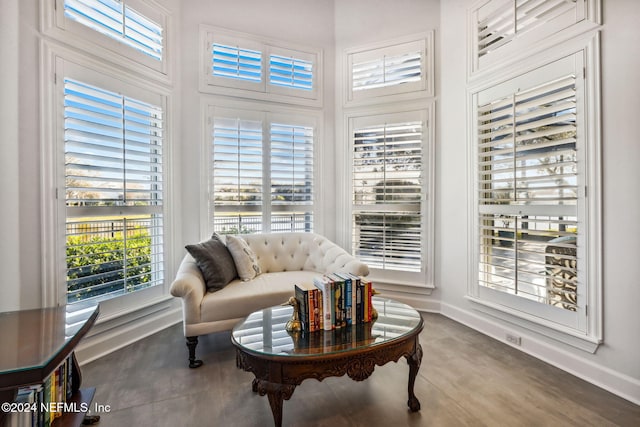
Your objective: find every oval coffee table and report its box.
[231,297,424,426]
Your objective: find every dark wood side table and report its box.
[0,303,99,427]
[231,297,423,427]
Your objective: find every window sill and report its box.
[465,295,602,353]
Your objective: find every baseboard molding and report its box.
[440,302,640,406]
[75,299,182,365]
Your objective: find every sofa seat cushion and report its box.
[199,271,320,323]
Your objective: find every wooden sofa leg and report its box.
[186,336,203,368]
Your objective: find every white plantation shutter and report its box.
[270,123,314,232]
[352,51,421,92]
[63,77,164,303]
[64,79,163,206]
[478,75,578,206]
[352,115,424,273]
[347,37,430,103]
[210,108,316,234]
[475,55,583,319]
[204,28,320,101]
[212,114,264,233]
[472,0,591,72]
[212,43,262,83]
[269,55,313,91]
[64,0,163,60]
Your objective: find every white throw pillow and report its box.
[226,235,261,281]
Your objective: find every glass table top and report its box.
[0,303,99,375]
[231,297,422,357]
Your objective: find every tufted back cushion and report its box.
[237,232,356,274]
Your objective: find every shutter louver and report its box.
[212,116,263,233]
[212,44,262,82]
[352,120,423,272]
[64,0,163,60]
[64,79,163,207]
[352,51,422,92]
[269,55,313,91]
[477,73,579,312]
[270,123,314,232]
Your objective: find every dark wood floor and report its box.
[82,313,640,426]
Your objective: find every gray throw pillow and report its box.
[185,234,238,291]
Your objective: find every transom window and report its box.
[201,26,321,103]
[345,35,433,105]
[64,0,163,60]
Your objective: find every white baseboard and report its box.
[75,299,182,365]
[440,302,640,406]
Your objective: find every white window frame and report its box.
[40,41,174,314]
[201,98,323,237]
[344,32,434,107]
[345,103,435,290]
[41,0,172,84]
[468,0,601,79]
[200,25,322,107]
[467,34,602,352]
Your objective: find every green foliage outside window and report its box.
[66,229,152,302]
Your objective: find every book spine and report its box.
[366,279,373,322]
[294,284,309,331]
[331,277,342,329]
[344,277,353,326]
[308,288,316,332]
[362,279,370,323]
[43,374,51,427]
[351,274,362,325]
[314,277,333,331]
[316,288,323,331]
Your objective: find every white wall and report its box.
[439,0,640,403]
[0,0,22,312]
[0,0,43,311]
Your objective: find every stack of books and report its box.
[294,274,374,332]
[6,356,74,427]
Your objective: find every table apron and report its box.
[235,333,421,385]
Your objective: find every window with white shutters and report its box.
[352,51,421,92]
[345,35,433,105]
[64,77,164,303]
[49,0,168,76]
[351,112,425,276]
[202,27,320,103]
[471,49,601,336]
[470,0,599,75]
[211,107,316,234]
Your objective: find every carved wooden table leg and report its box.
[406,343,423,412]
[254,379,296,427]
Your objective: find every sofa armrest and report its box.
[170,254,206,326]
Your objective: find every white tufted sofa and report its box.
[170,232,369,367]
